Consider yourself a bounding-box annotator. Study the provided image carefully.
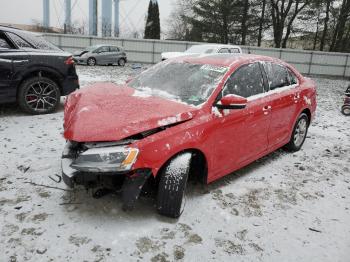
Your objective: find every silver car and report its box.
[73,45,127,66]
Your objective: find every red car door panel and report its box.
[263,63,300,150]
[207,62,272,181]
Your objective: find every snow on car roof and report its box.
[172,53,282,67]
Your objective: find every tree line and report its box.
[166,0,350,52]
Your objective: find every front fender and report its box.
[131,120,209,178]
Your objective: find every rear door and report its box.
[109,46,122,63]
[262,62,300,150]
[0,31,30,102]
[95,46,110,64]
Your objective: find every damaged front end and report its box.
[61,140,151,210]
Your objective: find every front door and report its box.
[208,62,271,180]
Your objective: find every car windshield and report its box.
[185,45,215,54]
[128,61,228,106]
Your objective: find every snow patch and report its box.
[165,153,192,191]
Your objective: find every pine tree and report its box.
[145,0,161,39]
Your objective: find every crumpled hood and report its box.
[64,83,196,142]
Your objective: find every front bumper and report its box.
[61,142,151,209]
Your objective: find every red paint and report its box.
[64,55,317,184]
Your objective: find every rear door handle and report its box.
[13,59,29,66]
[294,93,300,102]
[263,105,272,114]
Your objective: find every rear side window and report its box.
[288,69,298,85]
[97,46,109,53]
[110,46,120,52]
[230,48,240,53]
[223,63,265,98]
[219,48,230,53]
[0,35,11,49]
[6,32,32,49]
[264,63,290,90]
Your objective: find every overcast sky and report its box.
[0,0,173,37]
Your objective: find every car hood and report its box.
[64,83,196,142]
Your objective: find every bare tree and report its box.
[270,0,310,48]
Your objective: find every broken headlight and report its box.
[71,146,139,173]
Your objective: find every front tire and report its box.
[87,57,96,66]
[18,77,60,115]
[341,105,350,116]
[157,153,192,218]
[285,113,309,152]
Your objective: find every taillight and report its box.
[65,56,75,65]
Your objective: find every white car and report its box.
[161,44,242,61]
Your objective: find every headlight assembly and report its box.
[71,146,139,173]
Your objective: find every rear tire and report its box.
[285,113,309,152]
[157,153,192,218]
[87,57,96,66]
[341,105,350,116]
[18,76,60,115]
[118,58,126,66]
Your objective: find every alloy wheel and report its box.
[25,81,58,113]
[294,118,307,148]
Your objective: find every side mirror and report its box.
[215,95,247,110]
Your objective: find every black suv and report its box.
[0,26,79,114]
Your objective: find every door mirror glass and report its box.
[216,95,247,110]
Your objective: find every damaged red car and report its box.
[61,54,317,218]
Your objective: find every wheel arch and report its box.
[15,68,63,97]
[300,107,311,126]
[155,148,208,185]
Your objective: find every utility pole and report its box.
[43,0,50,31]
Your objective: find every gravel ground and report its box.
[0,65,349,262]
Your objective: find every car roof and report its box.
[172,53,284,67]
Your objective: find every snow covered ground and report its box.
[0,65,349,262]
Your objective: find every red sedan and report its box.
[61,54,317,218]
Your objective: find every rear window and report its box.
[8,31,60,50]
[6,32,32,49]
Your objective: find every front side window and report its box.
[97,46,109,53]
[223,63,265,98]
[264,63,291,90]
[6,32,32,49]
[129,61,228,106]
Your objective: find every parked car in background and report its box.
[61,54,316,218]
[161,44,242,61]
[73,45,127,66]
[0,26,79,114]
